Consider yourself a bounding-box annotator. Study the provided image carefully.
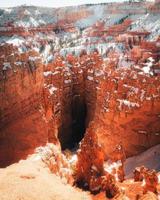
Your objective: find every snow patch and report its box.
[49,86,58,95]
[6,36,25,46]
[125,144,160,178]
[43,71,52,77]
[64,79,71,84]
[87,76,94,81]
[117,99,140,110]
[3,62,11,70]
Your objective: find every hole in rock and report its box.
[58,95,87,150]
[71,95,87,149]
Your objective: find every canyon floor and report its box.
[0,144,159,200]
[0,159,92,200]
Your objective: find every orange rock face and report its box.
[0,47,47,166]
[75,123,120,198]
[0,2,160,199]
[95,70,160,156]
[0,42,160,167]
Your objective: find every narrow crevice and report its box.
[70,95,87,149]
[59,94,87,150]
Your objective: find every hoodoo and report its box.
[0,1,160,199]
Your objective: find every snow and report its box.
[148,57,155,62]
[104,160,122,181]
[138,130,147,134]
[140,90,145,102]
[29,56,40,61]
[95,69,104,77]
[49,86,58,95]
[78,69,83,73]
[88,69,94,73]
[142,65,152,74]
[130,13,160,41]
[125,144,160,178]
[4,8,12,14]
[33,46,40,53]
[6,36,25,46]
[87,76,94,81]
[3,62,11,70]
[104,160,122,174]
[24,9,31,16]
[91,165,98,172]
[117,99,140,110]
[43,71,59,77]
[64,79,71,84]
[2,7,56,28]
[123,85,139,95]
[60,41,124,58]
[64,72,71,77]
[41,45,51,62]
[46,55,54,63]
[141,57,154,75]
[118,55,133,68]
[154,69,160,74]
[52,71,59,76]
[69,154,78,164]
[15,61,22,65]
[43,71,52,77]
[146,97,151,101]
[158,174,160,184]
[29,17,39,27]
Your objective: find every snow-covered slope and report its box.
[130,13,160,41]
[125,144,160,178]
[0,2,159,69]
[0,6,57,27]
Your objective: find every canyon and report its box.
[0,1,160,199]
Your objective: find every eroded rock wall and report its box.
[0,2,160,167]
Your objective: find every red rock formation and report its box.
[93,70,160,156]
[0,47,48,166]
[133,166,159,194]
[105,19,132,36]
[0,43,160,167]
[75,122,120,198]
[0,2,160,199]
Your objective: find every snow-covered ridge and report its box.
[0,2,158,29]
[0,2,159,72]
[0,6,57,28]
[130,13,160,41]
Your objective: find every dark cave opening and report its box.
[70,95,87,149]
[59,95,87,150]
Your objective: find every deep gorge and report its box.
[0,2,160,199]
